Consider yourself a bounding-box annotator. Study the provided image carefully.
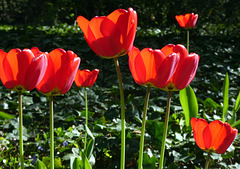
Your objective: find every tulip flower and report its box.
[77,8,137,169]
[0,48,47,91]
[175,13,198,29]
[129,46,179,87]
[37,48,80,96]
[36,48,80,169]
[159,44,199,91]
[191,117,238,154]
[128,46,179,168]
[74,69,99,88]
[0,47,47,169]
[77,8,137,59]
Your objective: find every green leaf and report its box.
[85,124,94,140]
[35,160,47,169]
[72,151,92,169]
[228,91,240,125]
[84,139,94,159]
[0,111,15,120]
[234,91,240,114]
[222,72,229,122]
[142,153,157,169]
[179,85,198,129]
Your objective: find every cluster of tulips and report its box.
[0,7,238,169]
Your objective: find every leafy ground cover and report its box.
[0,23,239,168]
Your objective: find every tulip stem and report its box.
[114,57,125,169]
[84,87,88,151]
[49,96,54,169]
[159,91,172,169]
[18,91,24,169]
[204,152,211,169]
[187,30,189,53]
[138,86,151,169]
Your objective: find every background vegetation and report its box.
[0,0,239,168]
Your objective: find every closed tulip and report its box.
[0,47,47,91]
[75,69,99,88]
[37,48,80,96]
[159,44,199,91]
[191,117,238,154]
[77,8,137,58]
[175,13,198,29]
[128,46,179,87]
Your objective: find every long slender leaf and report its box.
[229,91,240,125]
[85,139,95,159]
[179,85,198,129]
[0,111,15,120]
[222,72,229,122]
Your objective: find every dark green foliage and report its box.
[0,1,240,168]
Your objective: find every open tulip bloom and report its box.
[191,117,238,168]
[75,69,99,88]
[0,47,48,168]
[77,8,137,169]
[77,8,137,59]
[74,69,99,153]
[36,48,80,169]
[175,13,198,29]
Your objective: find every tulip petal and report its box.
[77,16,90,40]
[191,118,208,150]
[216,127,238,154]
[202,125,212,149]
[172,53,199,90]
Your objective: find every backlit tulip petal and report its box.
[75,69,99,88]
[191,117,238,154]
[161,44,199,91]
[0,48,48,91]
[175,13,198,29]
[128,46,179,87]
[36,48,80,96]
[77,8,137,59]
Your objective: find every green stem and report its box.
[18,91,24,169]
[187,30,189,53]
[84,87,88,151]
[159,91,172,169]
[114,57,125,169]
[204,153,211,169]
[49,96,54,169]
[138,86,151,169]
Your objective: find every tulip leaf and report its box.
[84,138,94,160]
[222,72,229,122]
[72,151,92,169]
[0,111,15,120]
[179,85,198,129]
[35,160,47,169]
[229,91,240,125]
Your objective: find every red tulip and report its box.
[36,48,80,96]
[128,46,179,87]
[175,13,198,29]
[75,69,99,88]
[77,8,137,59]
[0,47,47,91]
[159,44,199,91]
[191,117,238,154]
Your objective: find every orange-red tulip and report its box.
[128,46,179,87]
[160,44,199,91]
[36,48,80,96]
[191,117,238,154]
[0,47,47,91]
[77,8,137,59]
[75,69,99,88]
[175,13,198,29]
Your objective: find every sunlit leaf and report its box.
[0,111,15,120]
[85,139,94,159]
[35,160,47,169]
[222,72,229,122]
[179,85,198,129]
